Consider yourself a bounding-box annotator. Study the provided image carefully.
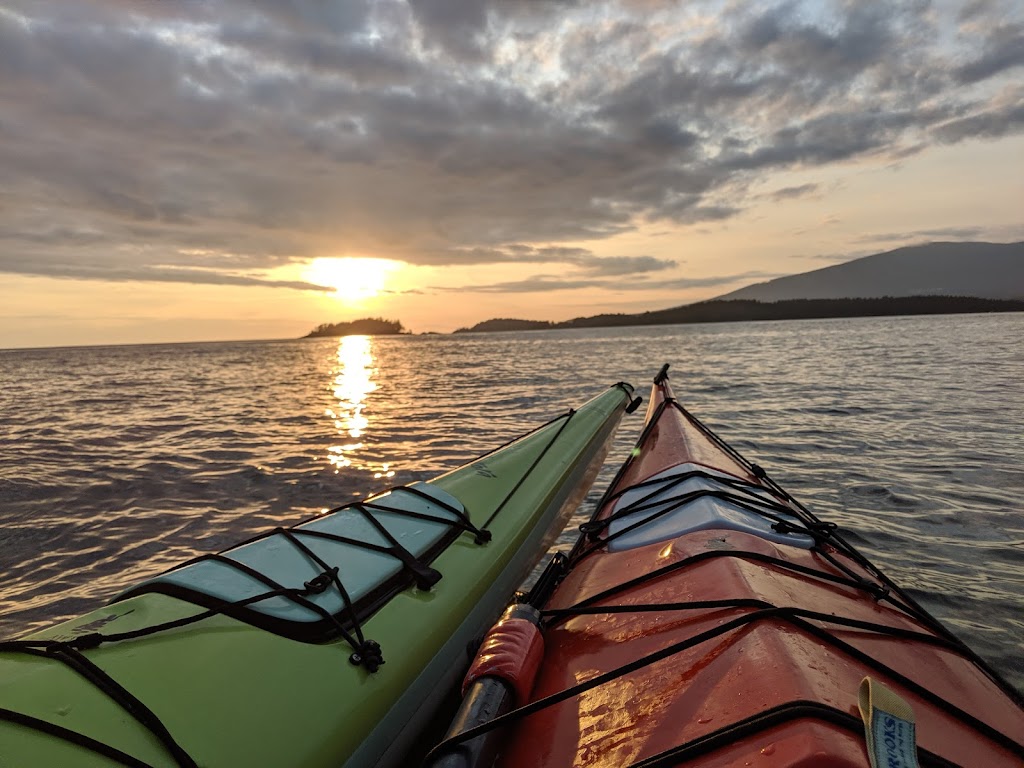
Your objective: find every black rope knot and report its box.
[750,463,767,479]
[771,519,804,535]
[66,633,104,651]
[870,583,891,602]
[350,639,385,673]
[773,519,839,544]
[474,529,492,545]
[809,521,838,537]
[303,567,339,595]
[578,519,603,539]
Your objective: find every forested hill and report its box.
[453,296,1024,333]
[716,241,1024,302]
[453,318,557,333]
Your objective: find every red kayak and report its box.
[428,365,1024,767]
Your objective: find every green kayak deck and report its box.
[0,383,634,768]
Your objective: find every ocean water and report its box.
[1,313,1022,692]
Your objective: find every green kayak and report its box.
[0,383,637,768]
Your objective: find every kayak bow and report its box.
[431,365,1024,767]
[0,382,637,768]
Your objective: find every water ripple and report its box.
[1,313,1022,691]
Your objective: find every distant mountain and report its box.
[716,242,1024,302]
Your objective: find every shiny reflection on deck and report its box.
[324,336,395,479]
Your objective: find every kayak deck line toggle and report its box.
[349,639,385,673]
[303,567,340,595]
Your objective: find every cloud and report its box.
[416,245,675,275]
[855,227,988,244]
[574,255,677,276]
[424,246,679,292]
[933,95,1024,143]
[766,183,820,201]
[655,271,788,290]
[0,259,333,292]
[735,5,894,83]
[434,266,771,294]
[434,275,605,293]
[953,22,1024,83]
[0,0,1022,293]
[792,252,866,262]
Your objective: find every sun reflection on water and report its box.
[324,335,395,479]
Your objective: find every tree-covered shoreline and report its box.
[453,296,1024,334]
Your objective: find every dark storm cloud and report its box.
[0,0,1021,293]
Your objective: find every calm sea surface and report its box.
[2,314,1022,691]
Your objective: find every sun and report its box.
[304,257,398,302]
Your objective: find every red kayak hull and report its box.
[498,378,1024,767]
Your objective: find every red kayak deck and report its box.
[496,380,1024,767]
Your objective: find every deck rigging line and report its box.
[426,364,1024,766]
[0,406,582,767]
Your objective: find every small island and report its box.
[304,317,408,338]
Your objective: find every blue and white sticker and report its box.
[869,710,918,768]
[859,677,920,768]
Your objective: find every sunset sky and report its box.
[1,0,1022,348]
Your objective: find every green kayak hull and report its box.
[0,383,634,768]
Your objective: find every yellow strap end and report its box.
[858,677,920,768]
